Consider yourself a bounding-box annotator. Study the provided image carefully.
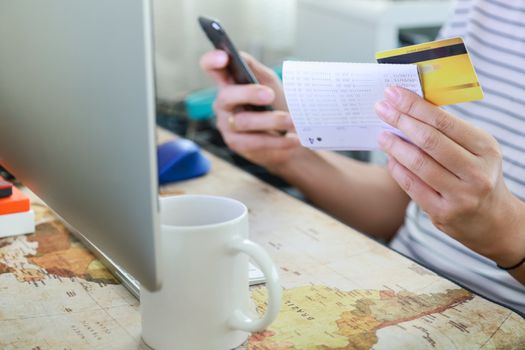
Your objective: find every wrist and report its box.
[267,146,314,177]
[488,195,525,268]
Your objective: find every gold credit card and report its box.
[376,37,484,106]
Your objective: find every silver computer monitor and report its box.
[0,0,161,290]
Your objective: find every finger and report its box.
[233,111,294,132]
[382,87,489,155]
[376,100,476,179]
[240,52,277,83]
[222,132,300,153]
[215,110,231,133]
[215,84,275,112]
[387,155,442,214]
[200,50,232,86]
[378,132,459,196]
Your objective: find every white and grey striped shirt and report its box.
[390,0,525,315]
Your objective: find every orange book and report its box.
[0,186,30,215]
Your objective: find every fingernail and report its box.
[385,87,401,104]
[258,88,274,102]
[375,101,389,116]
[377,131,391,148]
[214,51,228,65]
[375,101,394,122]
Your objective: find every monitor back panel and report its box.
[0,0,161,290]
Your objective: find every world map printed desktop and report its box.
[1,192,525,349]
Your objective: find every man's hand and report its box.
[200,50,302,171]
[375,87,525,269]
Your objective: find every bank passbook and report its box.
[376,37,484,106]
[283,61,422,150]
[283,37,484,150]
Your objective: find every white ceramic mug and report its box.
[141,195,282,350]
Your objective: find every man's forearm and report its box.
[273,149,410,240]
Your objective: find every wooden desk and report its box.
[1,130,524,349]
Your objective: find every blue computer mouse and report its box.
[157,139,211,185]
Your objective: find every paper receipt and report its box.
[283,61,423,150]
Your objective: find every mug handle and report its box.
[226,238,282,333]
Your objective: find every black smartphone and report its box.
[198,16,272,112]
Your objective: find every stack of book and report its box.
[0,178,35,238]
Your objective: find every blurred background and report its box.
[154,0,296,100]
[153,0,454,194]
